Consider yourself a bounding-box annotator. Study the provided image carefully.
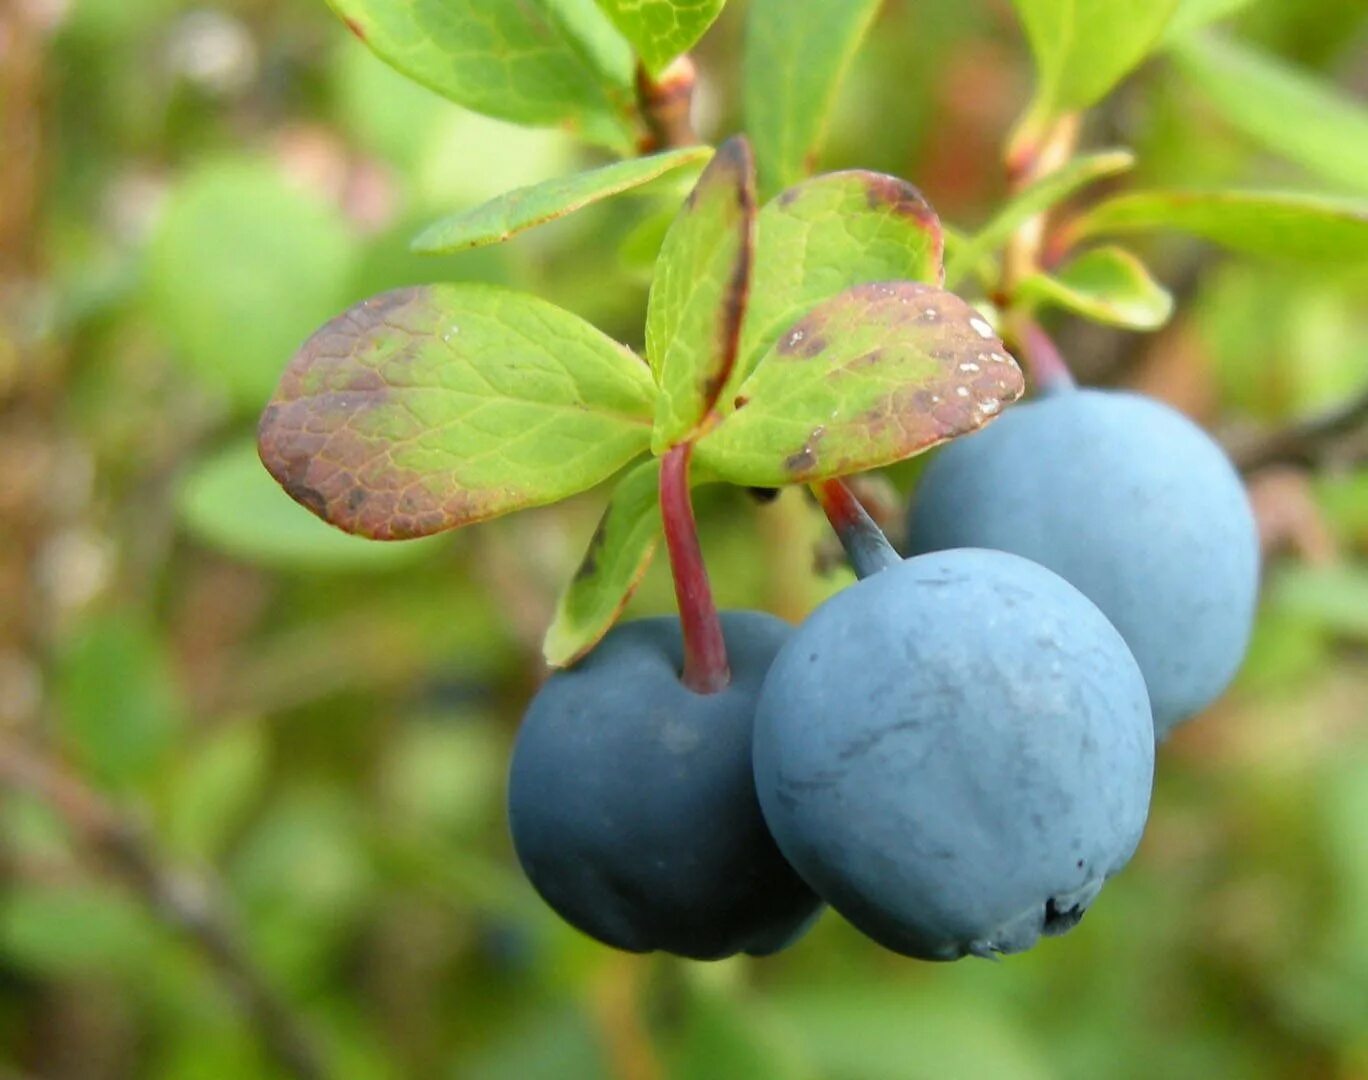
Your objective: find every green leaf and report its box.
[770,984,1052,1080]
[1017,246,1174,330]
[696,282,1025,485]
[647,137,756,451]
[0,886,159,976]
[1011,0,1181,115]
[412,147,712,253]
[1270,565,1368,642]
[743,0,883,199]
[162,722,269,860]
[943,150,1136,288]
[595,0,726,75]
[1162,0,1254,42]
[1070,190,1368,264]
[739,171,944,388]
[55,612,185,791]
[1172,34,1368,196]
[325,0,638,151]
[179,439,443,571]
[543,458,662,667]
[258,285,656,539]
[147,160,357,408]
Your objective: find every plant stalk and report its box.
[636,57,699,152]
[812,479,901,580]
[660,444,730,693]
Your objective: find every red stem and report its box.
[812,479,901,580]
[660,444,730,694]
[1018,319,1076,394]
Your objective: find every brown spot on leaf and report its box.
[343,17,366,41]
[733,394,750,410]
[784,426,827,477]
[574,516,610,582]
[774,313,829,359]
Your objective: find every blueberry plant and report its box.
[255,0,1360,962]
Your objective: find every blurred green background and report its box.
[1,0,1366,1077]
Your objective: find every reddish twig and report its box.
[811,479,901,580]
[636,57,700,152]
[660,444,729,693]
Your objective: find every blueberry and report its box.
[753,549,1154,961]
[508,612,821,960]
[906,388,1259,736]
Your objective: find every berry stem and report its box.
[812,479,901,580]
[660,443,730,694]
[1015,318,1076,394]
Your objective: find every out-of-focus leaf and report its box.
[647,137,756,450]
[544,458,662,667]
[696,282,1024,485]
[162,721,269,860]
[1017,246,1174,329]
[1269,565,1368,641]
[0,885,159,975]
[324,0,638,151]
[595,0,727,75]
[147,160,357,408]
[231,789,374,985]
[1070,189,1368,264]
[619,203,677,274]
[1011,0,1181,116]
[1172,34,1368,195]
[179,439,443,571]
[944,150,1136,288]
[414,109,579,215]
[55,612,184,790]
[257,285,656,539]
[464,1006,608,1080]
[379,718,505,832]
[1163,0,1255,42]
[665,982,815,1080]
[743,0,883,199]
[770,983,1053,1080]
[412,147,712,253]
[739,170,943,384]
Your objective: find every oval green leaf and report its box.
[258,285,657,539]
[647,136,757,452]
[1172,34,1368,196]
[543,458,663,667]
[1069,190,1368,265]
[595,0,727,75]
[696,282,1026,486]
[412,146,713,253]
[1163,0,1254,43]
[944,149,1136,289]
[1012,0,1180,116]
[738,170,944,392]
[326,0,638,151]
[148,160,358,409]
[744,0,883,199]
[1017,246,1174,330]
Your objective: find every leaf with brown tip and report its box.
[647,135,757,453]
[257,285,656,540]
[696,282,1025,485]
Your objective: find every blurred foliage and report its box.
[0,0,1365,1077]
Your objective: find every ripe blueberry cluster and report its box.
[507,384,1259,962]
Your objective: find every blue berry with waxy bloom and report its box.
[508,611,821,960]
[753,548,1154,961]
